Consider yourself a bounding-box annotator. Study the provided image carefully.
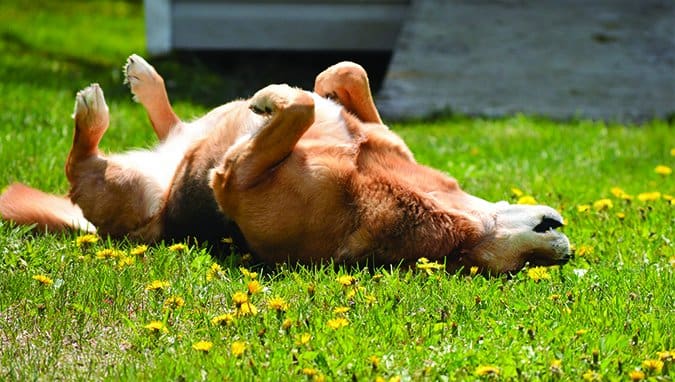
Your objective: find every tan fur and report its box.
[0,56,571,274]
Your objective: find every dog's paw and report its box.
[73,84,109,129]
[124,54,160,101]
[249,84,300,115]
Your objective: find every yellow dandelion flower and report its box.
[211,313,235,326]
[582,370,601,381]
[655,165,672,176]
[369,355,380,369]
[671,148,675,156]
[469,266,479,276]
[267,296,289,312]
[247,280,263,295]
[641,359,663,373]
[168,243,187,252]
[575,329,588,336]
[295,332,311,346]
[282,318,293,330]
[130,245,148,256]
[32,274,53,286]
[301,368,318,376]
[664,194,673,202]
[638,192,661,202]
[550,359,563,374]
[337,275,356,286]
[231,341,246,357]
[616,212,626,219]
[75,233,99,247]
[232,291,248,306]
[144,321,168,333]
[517,195,537,205]
[118,256,135,268]
[629,370,645,381]
[96,248,123,260]
[610,187,633,200]
[416,257,444,274]
[192,340,213,352]
[364,294,377,305]
[474,365,500,376]
[527,266,551,282]
[593,198,613,211]
[239,267,258,279]
[333,306,350,315]
[657,350,673,361]
[549,294,561,301]
[221,237,234,244]
[345,288,357,299]
[145,280,170,291]
[163,295,185,309]
[206,263,225,281]
[577,245,594,257]
[326,317,349,329]
[511,187,524,197]
[577,204,591,213]
[237,302,258,316]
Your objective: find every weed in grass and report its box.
[0,1,673,380]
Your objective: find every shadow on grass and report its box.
[2,26,392,108]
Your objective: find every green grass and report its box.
[1,1,673,381]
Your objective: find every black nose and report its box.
[533,217,563,233]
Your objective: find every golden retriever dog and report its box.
[0,55,571,274]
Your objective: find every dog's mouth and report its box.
[528,216,572,266]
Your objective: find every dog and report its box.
[0,55,571,274]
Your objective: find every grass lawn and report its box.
[0,1,673,381]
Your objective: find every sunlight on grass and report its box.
[0,1,673,380]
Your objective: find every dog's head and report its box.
[451,200,572,274]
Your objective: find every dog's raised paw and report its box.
[249,84,298,115]
[73,84,109,130]
[74,84,107,117]
[124,54,160,101]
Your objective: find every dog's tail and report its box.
[0,183,94,233]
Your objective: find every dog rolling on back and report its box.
[0,55,571,274]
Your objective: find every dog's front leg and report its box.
[124,54,180,141]
[211,84,315,193]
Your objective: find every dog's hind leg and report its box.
[210,84,314,192]
[66,85,164,240]
[124,54,180,141]
[314,61,382,124]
